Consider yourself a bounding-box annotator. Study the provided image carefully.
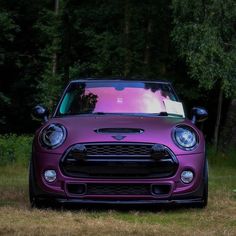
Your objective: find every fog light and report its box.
[152,185,171,195]
[44,170,57,182]
[181,170,194,184]
[67,184,86,195]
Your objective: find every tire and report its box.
[201,159,208,207]
[29,159,45,208]
[195,159,208,208]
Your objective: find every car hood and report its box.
[35,114,205,155]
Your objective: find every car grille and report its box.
[86,144,151,156]
[60,143,178,178]
[66,183,172,196]
[87,183,150,195]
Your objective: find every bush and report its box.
[207,145,236,167]
[0,134,32,166]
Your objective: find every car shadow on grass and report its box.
[34,201,202,213]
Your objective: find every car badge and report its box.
[112,135,126,141]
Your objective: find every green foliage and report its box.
[34,2,64,108]
[0,135,32,166]
[0,10,19,125]
[172,0,236,97]
[37,67,63,108]
[0,92,11,124]
[0,10,19,53]
[0,92,10,105]
[0,10,19,87]
[207,145,236,167]
[61,0,174,78]
[0,0,234,141]
[0,0,180,133]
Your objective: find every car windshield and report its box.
[56,81,185,117]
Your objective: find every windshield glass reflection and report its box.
[57,81,184,117]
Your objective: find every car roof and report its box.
[69,77,172,85]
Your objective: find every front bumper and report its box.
[32,151,205,203]
[55,197,204,205]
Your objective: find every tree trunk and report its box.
[144,18,152,72]
[220,98,236,149]
[124,0,131,77]
[52,0,59,76]
[213,88,223,150]
[62,8,70,84]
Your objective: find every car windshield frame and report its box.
[54,80,185,118]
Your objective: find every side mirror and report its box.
[32,105,49,122]
[191,107,208,124]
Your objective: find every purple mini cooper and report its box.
[30,79,208,208]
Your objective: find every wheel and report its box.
[29,159,59,209]
[201,159,208,207]
[195,159,208,208]
[29,159,45,208]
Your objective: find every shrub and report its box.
[0,134,32,166]
[207,145,236,167]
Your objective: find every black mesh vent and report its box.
[86,144,151,156]
[87,184,150,195]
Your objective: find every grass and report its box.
[0,136,235,235]
[0,163,235,235]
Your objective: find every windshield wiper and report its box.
[92,112,107,115]
[151,112,183,117]
[148,112,168,116]
[158,112,168,116]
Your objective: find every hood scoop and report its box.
[94,128,144,134]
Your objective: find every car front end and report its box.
[30,79,208,208]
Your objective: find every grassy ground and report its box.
[0,161,235,236]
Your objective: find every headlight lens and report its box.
[173,125,198,150]
[41,123,66,149]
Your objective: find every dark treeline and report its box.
[0,0,235,148]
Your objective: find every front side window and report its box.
[57,81,185,117]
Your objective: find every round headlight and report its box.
[173,125,198,150]
[41,123,66,149]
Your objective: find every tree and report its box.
[0,0,204,135]
[172,0,236,148]
[0,10,19,124]
[0,0,51,133]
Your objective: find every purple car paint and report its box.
[30,79,208,208]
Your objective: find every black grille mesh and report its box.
[87,184,150,195]
[86,144,151,156]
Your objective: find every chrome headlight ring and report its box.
[40,123,67,149]
[172,125,199,151]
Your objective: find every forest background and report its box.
[0,0,235,149]
[0,2,235,234]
